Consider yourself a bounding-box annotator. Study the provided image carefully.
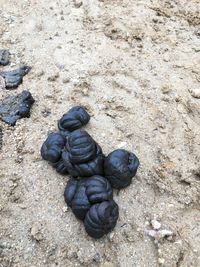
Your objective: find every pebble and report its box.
[0,76,5,89]
[93,252,101,262]
[161,85,171,94]
[62,206,68,212]
[158,258,165,264]
[188,88,200,99]
[117,141,127,148]
[62,77,70,83]
[108,232,115,241]
[74,0,83,8]
[151,219,161,230]
[47,72,59,81]
[30,222,43,241]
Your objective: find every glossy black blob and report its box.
[62,143,104,177]
[64,179,90,220]
[0,49,10,66]
[41,132,69,174]
[41,133,66,163]
[0,90,35,126]
[66,129,96,164]
[0,65,31,89]
[104,149,140,189]
[85,175,113,203]
[58,106,90,132]
[84,200,119,238]
[64,176,113,220]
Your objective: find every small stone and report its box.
[108,232,115,241]
[35,70,45,77]
[158,258,165,264]
[188,88,200,99]
[0,76,5,89]
[93,252,101,262]
[62,206,68,212]
[47,72,59,81]
[163,54,170,62]
[103,262,115,267]
[117,141,127,149]
[30,222,43,241]
[74,0,82,8]
[151,219,161,230]
[62,77,70,83]
[161,85,171,94]
[41,109,51,117]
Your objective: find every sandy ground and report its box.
[0,0,200,266]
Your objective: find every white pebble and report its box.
[189,88,200,99]
[151,219,161,230]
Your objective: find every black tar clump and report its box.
[62,129,104,177]
[41,105,140,238]
[41,132,68,174]
[0,90,35,126]
[0,65,31,89]
[58,106,90,133]
[104,149,139,189]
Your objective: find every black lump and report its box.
[58,106,90,133]
[0,90,35,126]
[62,129,104,177]
[64,176,113,220]
[66,129,96,164]
[41,132,68,174]
[0,65,31,89]
[64,179,90,220]
[0,49,10,66]
[84,200,119,239]
[104,149,140,189]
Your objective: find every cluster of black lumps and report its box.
[64,176,118,238]
[0,65,31,89]
[64,176,113,220]
[41,105,140,238]
[0,90,35,126]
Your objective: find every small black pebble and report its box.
[0,49,10,66]
[84,200,119,238]
[104,149,140,189]
[62,129,104,177]
[58,106,90,133]
[0,65,31,89]
[0,90,35,126]
[64,175,113,220]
